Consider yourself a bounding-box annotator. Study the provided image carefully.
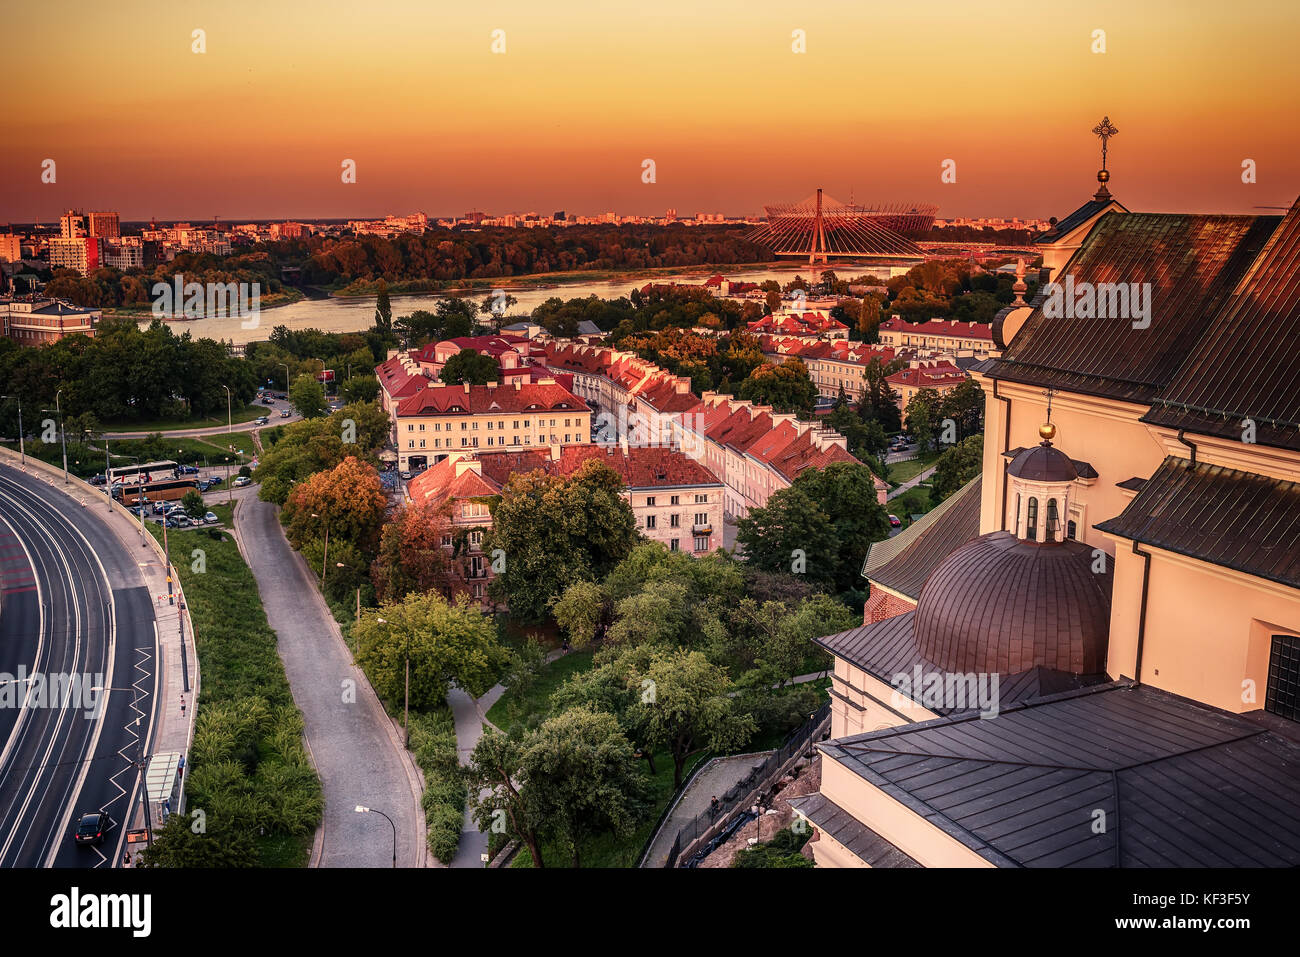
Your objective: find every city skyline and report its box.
[4,0,1299,222]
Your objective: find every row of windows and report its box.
[407,416,584,432]
[643,513,711,530]
[643,494,709,507]
[407,434,571,449]
[661,537,709,553]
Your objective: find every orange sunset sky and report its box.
[3,0,1298,222]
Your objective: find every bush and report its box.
[731,826,813,868]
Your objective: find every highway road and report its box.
[0,465,158,868]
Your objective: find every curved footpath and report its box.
[233,494,427,867]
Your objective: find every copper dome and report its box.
[1007,441,1078,482]
[913,531,1112,675]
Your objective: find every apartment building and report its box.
[390,378,592,471]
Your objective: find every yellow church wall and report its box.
[820,756,994,868]
[972,373,1167,555]
[830,658,940,738]
[1105,540,1300,712]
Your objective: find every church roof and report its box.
[981,212,1281,404]
[1142,196,1300,450]
[862,475,982,599]
[1032,197,1125,245]
[912,532,1112,675]
[1096,456,1300,589]
[820,682,1300,867]
[786,793,920,868]
[816,612,1107,717]
[1006,441,1077,482]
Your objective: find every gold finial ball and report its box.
[1097,168,1110,183]
[1039,422,1057,441]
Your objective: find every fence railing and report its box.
[664,703,830,868]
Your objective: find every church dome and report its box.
[1007,440,1077,482]
[913,531,1112,675]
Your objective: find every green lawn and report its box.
[888,450,942,486]
[890,484,937,527]
[485,650,594,732]
[106,403,266,433]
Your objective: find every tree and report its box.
[480,291,518,332]
[254,402,391,505]
[735,486,839,588]
[354,591,504,708]
[939,378,985,442]
[790,462,891,592]
[439,349,500,386]
[930,434,984,504]
[139,816,257,868]
[736,357,818,415]
[289,373,326,419]
[181,489,206,519]
[860,356,904,432]
[467,729,548,868]
[370,501,459,603]
[282,455,388,556]
[905,388,942,451]
[339,374,380,404]
[374,279,392,335]
[520,707,651,867]
[628,647,755,788]
[484,460,638,622]
[550,580,611,649]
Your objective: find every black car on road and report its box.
[74,811,108,846]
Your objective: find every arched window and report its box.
[1067,519,1077,540]
[1046,498,1060,540]
[1026,497,1039,540]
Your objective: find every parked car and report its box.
[254,416,269,425]
[89,473,107,486]
[174,464,200,475]
[233,476,252,488]
[203,512,219,525]
[261,396,274,405]
[73,811,108,846]
[206,476,223,487]
[399,470,412,480]
[889,514,902,528]
[280,409,291,417]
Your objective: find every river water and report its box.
[138,262,877,345]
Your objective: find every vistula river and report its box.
[134,262,874,345]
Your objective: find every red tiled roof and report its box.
[886,361,966,388]
[395,380,587,417]
[376,354,428,398]
[879,317,993,340]
[408,456,501,506]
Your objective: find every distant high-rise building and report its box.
[59,210,87,239]
[48,236,102,274]
[553,211,565,222]
[0,234,21,263]
[88,211,120,239]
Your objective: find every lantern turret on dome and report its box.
[1006,418,1077,544]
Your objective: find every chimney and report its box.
[487,381,498,388]
[463,382,471,394]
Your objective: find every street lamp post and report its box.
[55,390,68,483]
[311,512,330,588]
[93,682,151,853]
[354,806,396,867]
[221,385,232,434]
